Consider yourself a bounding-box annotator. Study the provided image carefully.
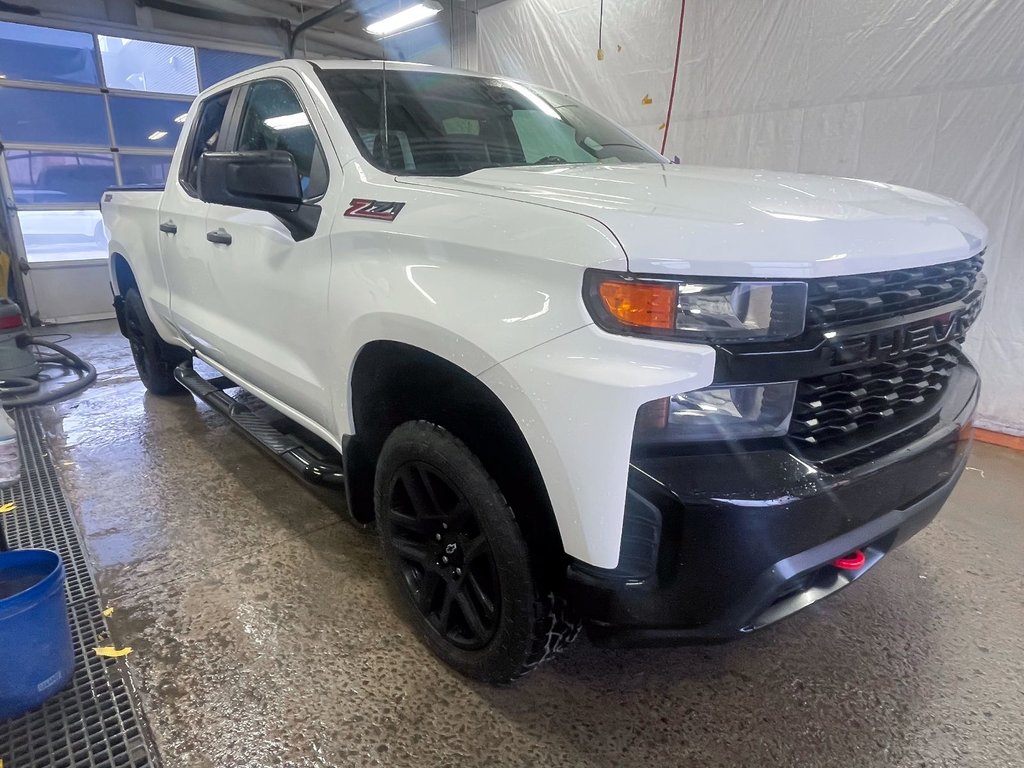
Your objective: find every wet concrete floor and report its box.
[39,320,1024,767]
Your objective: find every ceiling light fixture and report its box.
[264,112,309,130]
[174,113,188,124]
[147,130,168,141]
[365,1,443,36]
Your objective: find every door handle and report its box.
[206,228,232,245]
[159,220,177,234]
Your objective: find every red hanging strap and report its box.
[660,0,688,156]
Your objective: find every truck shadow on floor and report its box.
[472,553,942,766]
[137,384,943,766]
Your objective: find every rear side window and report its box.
[180,90,230,194]
[233,79,328,200]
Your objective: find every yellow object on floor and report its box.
[94,646,133,658]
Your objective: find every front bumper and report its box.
[568,359,979,647]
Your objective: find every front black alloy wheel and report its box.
[387,460,501,650]
[375,421,580,683]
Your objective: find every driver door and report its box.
[199,73,337,427]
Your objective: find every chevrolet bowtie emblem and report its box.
[933,311,955,338]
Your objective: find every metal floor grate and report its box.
[1,409,159,768]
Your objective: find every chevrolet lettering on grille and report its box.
[828,298,982,369]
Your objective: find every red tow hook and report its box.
[833,549,866,571]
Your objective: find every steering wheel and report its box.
[531,155,568,165]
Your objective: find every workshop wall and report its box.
[479,0,1024,434]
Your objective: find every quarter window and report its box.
[234,79,327,199]
[180,90,231,194]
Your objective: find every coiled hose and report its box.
[0,334,97,407]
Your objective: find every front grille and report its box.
[806,254,984,327]
[790,343,961,445]
[784,253,985,448]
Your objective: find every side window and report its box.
[180,89,231,194]
[234,79,328,200]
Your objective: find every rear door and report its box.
[161,87,236,346]
[198,72,336,427]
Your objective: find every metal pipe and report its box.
[135,0,289,30]
[0,1,39,15]
[287,1,352,57]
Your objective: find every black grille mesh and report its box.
[806,254,984,327]
[789,254,984,448]
[790,344,960,445]
[0,409,158,768]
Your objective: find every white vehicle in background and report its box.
[12,153,114,248]
[102,60,986,683]
[18,210,105,246]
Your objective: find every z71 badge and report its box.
[344,198,406,221]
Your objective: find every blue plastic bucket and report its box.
[0,549,75,720]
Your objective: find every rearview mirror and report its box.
[197,151,320,240]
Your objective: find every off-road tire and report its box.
[375,421,580,683]
[123,287,189,395]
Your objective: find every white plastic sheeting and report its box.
[479,0,1024,435]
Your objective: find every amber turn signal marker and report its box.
[597,280,676,329]
[635,397,670,433]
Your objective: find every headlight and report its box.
[584,270,808,342]
[633,382,797,444]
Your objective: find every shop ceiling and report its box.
[128,0,503,58]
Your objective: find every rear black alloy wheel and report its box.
[123,287,189,396]
[387,461,500,650]
[375,421,580,683]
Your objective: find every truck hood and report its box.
[401,164,987,278]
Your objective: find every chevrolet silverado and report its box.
[101,60,987,683]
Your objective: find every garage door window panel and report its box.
[197,49,276,90]
[234,79,328,200]
[7,151,116,205]
[18,209,106,264]
[0,21,99,86]
[98,35,199,95]
[0,87,110,146]
[120,154,173,186]
[109,95,190,150]
[0,26,291,312]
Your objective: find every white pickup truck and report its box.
[102,60,987,683]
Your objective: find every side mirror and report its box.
[197,150,302,214]
[197,151,321,241]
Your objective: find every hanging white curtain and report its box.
[479,0,1024,435]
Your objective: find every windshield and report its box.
[317,68,664,176]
